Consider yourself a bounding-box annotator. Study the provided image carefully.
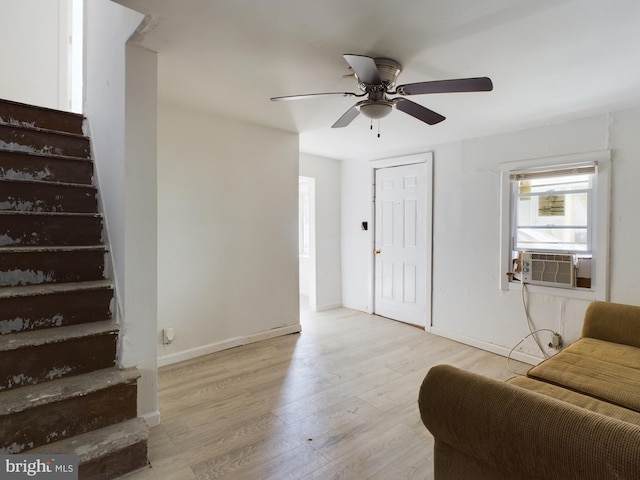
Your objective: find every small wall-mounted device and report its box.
[162,327,175,345]
[361,221,368,231]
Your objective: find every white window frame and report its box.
[499,151,611,300]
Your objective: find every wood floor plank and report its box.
[123,303,529,480]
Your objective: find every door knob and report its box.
[374,249,381,255]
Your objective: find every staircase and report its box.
[0,99,148,479]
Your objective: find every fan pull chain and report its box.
[377,120,381,138]
[370,118,373,130]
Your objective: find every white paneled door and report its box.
[374,162,429,327]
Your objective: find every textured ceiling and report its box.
[117,0,640,160]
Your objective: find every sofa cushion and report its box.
[527,338,640,412]
[567,337,640,370]
[508,376,640,427]
[582,301,640,348]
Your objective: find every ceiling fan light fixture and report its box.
[358,100,393,120]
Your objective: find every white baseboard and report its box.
[141,410,161,428]
[314,303,342,312]
[429,326,543,366]
[340,302,373,315]
[157,324,302,367]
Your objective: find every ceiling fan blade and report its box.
[332,105,360,128]
[343,54,382,85]
[271,92,360,101]
[396,77,493,95]
[395,99,445,125]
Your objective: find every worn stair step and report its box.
[30,417,148,480]
[0,123,90,159]
[0,320,118,391]
[0,368,140,455]
[0,211,103,246]
[0,178,97,213]
[0,280,113,334]
[0,246,106,287]
[0,98,84,135]
[0,149,93,184]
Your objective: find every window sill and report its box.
[506,280,597,301]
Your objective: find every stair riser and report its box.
[0,124,90,159]
[0,382,137,454]
[0,288,113,335]
[80,440,148,480]
[0,150,93,184]
[0,333,117,391]
[0,100,84,135]
[0,214,103,246]
[0,181,97,213]
[0,250,105,287]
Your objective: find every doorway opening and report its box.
[299,176,316,311]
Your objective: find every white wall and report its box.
[0,0,71,110]
[85,0,159,423]
[341,108,640,363]
[157,102,300,366]
[608,108,640,302]
[300,154,342,311]
[122,43,158,425]
[341,159,374,313]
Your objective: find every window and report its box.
[499,151,610,298]
[511,166,594,254]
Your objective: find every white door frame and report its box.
[370,152,433,329]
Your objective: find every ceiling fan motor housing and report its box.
[356,58,403,92]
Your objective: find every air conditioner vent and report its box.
[522,252,575,288]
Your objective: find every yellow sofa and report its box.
[418,301,640,480]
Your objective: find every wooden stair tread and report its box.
[0,279,112,298]
[0,176,96,190]
[0,320,118,352]
[29,417,148,463]
[0,245,106,254]
[0,367,140,415]
[0,210,101,218]
[0,121,89,141]
[0,98,85,120]
[0,147,93,163]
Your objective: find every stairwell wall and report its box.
[85,0,159,424]
[157,102,300,366]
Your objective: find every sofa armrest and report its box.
[582,301,640,348]
[418,365,640,480]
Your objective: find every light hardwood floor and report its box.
[123,302,529,480]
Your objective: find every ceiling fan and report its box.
[271,54,493,129]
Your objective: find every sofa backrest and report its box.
[582,301,640,348]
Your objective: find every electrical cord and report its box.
[507,328,557,375]
[506,278,562,376]
[521,281,548,356]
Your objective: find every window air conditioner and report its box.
[521,252,575,288]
